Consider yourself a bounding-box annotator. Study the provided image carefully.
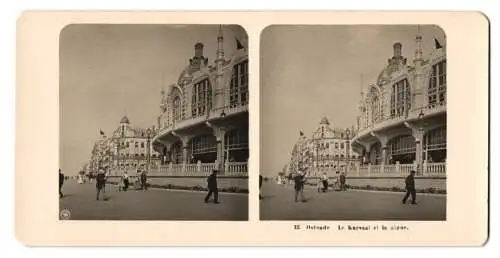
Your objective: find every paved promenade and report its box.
[260,181,446,220]
[59,180,248,220]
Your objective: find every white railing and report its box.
[347,162,445,178]
[399,164,415,176]
[424,162,446,176]
[200,163,217,174]
[145,162,248,177]
[225,162,248,177]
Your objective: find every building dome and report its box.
[120,116,130,124]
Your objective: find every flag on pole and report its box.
[100,130,105,136]
[299,131,304,136]
[236,38,244,50]
[434,38,443,49]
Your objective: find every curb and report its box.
[107,184,249,196]
[346,188,447,197]
[277,183,447,197]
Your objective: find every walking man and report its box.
[402,170,417,205]
[321,173,328,192]
[59,169,65,198]
[204,170,220,204]
[122,171,130,191]
[339,172,346,191]
[294,170,306,202]
[103,167,110,193]
[140,170,148,190]
[96,168,106,201]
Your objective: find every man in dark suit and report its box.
[205,170,219,204]
[140,170,148,190]
[294,171,306,202]
[96,168,106,201]
[402,170,417,204]
[339,172,346,191]
[59,169,65,198]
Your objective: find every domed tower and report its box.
[119,116,130,137]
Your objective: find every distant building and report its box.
[288,117,361,176]
[351,30,446,167]
[152,25,249,173]
[88,116,161,174]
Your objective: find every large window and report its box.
[171,142,182,164]
[428,60,447,107]
[391,79,411,118]
[189,135,217,155]
[423,127,446,162]
[230,60,249,108]
[369,142,382,165]
[191,79,212,117]
[371,95,381,124]
[172,96,181,122]
[387,135,416,164]
[370,88,382,124]
[225,127,249,151]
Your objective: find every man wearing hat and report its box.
[204,169,220,204]
[96,168,107,201]
[402,170,417,204]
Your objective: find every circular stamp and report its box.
[59,209,71,220]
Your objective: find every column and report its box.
[216,129,226,172]
[414,131,423,172]
[206,122,226,172]
[182,144,188,165]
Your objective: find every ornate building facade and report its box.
[88,116,161,175]
[152,25,249,173]
[351,30,446,169]
[288,117,361,176]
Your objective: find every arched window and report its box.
[371,89,381,124]
[172,96,181,122]
[428,60,447,107]
[391,78,411,118]
[229,60,249,108]
[191,79,212,117]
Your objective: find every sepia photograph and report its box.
[16,11,488,245]
[59,24,249,220]
[260,25,447,220]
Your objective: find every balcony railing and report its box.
[157,103,248,137]
[145,161,248,177]
[355,101,446,140]
[345,162,445,178]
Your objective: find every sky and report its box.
[59,24,247,175]
[260,25,445,176]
